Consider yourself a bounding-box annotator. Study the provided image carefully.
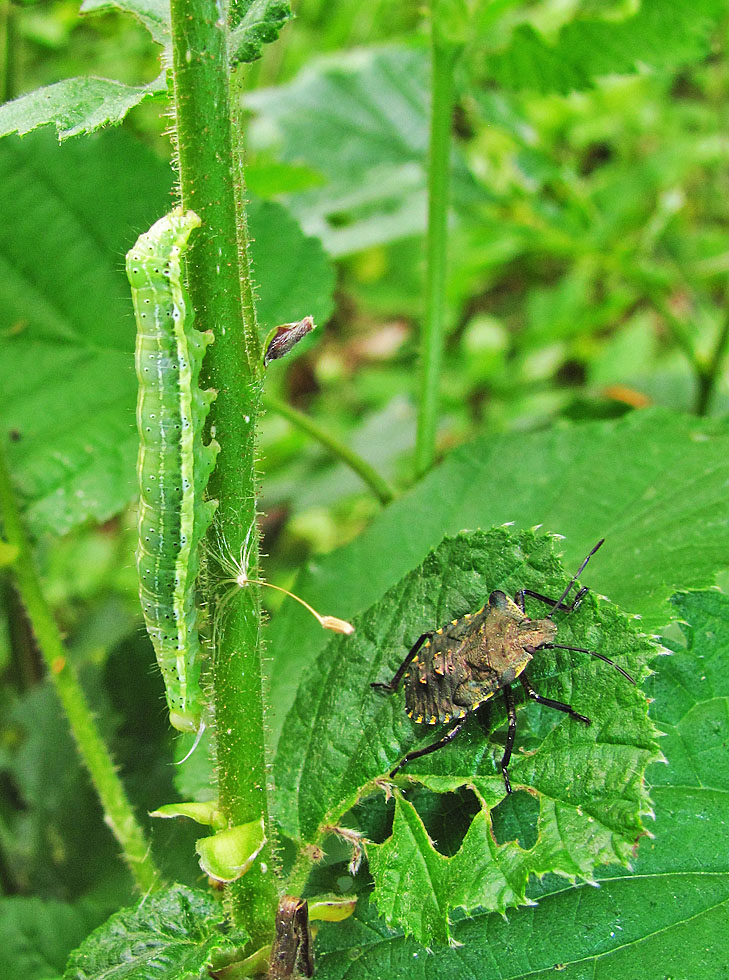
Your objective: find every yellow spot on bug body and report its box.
[429,715,436,724]
[436,627,443,634]
[406,710,413,718]
[451,619,458,625]
[415,714,423,723]
[443,713,451,722]
[424,640,431,648]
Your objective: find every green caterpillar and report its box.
[126,210,218,734]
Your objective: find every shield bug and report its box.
[372,539,635,793]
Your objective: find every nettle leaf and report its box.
[0,0,289,140]
[312,587,729,977]
[488,0,726,94]
[229,0,292,65]
[276,527,659,943]
[63,884,247,980]
[0,130,334,538]
[246,45,478,257]
[267,409,729,748]
[81,0,291,62]
[0,75,167,142]
[80,0,171,46]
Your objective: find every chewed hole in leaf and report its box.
[275,526,661,945]
[407,785,482,856]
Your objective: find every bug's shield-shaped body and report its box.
[404,591,557,725]
[127,210,219,734]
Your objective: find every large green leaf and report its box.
[0,76,167,142]
[267,408,729,746]
[80,0,170,45]
[246,45,479,257]
[488,0,727,94]
[0,129,334,537]
[311,587,729,976]
[63,884,247,979]
[276,528,658,941]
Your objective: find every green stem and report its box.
[169,0,276,944]
[650,290,701,373]
[284,847,316,897]
[414,27,459,478]
[0,443,160,894]
[696,311,729,416]
[263,393,395,505]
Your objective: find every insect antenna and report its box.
[547,538,605,617]
[542,642,635,684]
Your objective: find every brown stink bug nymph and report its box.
[372,539,635,793]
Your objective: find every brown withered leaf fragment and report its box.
[268,895,314,979]
[264,316,315,365]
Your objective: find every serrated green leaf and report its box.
[229,0,292,64]
[0,75,166,141]
[80,0,170,46]
[276,527,658,939]
[63,884,247,980]
[312,588,729,976]
[0,130,334,538]
[488,0,726,94]
[268,409,729,748]
[246,45,478,257]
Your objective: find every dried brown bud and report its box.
[264,316,315,365]
[319,615,355,635]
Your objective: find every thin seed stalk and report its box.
[169,0,276,943]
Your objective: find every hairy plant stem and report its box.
[263,393,395,504]
[0,443,160,894]
[169,0,276,944]
[415,29,460,478]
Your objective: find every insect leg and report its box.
[519,675,591,725]
[389,719,466,776]
[500,685,517,794]
[371,632,434,694]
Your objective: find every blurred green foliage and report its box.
[2,0,729,974]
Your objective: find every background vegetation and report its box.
[1,0,728,976]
